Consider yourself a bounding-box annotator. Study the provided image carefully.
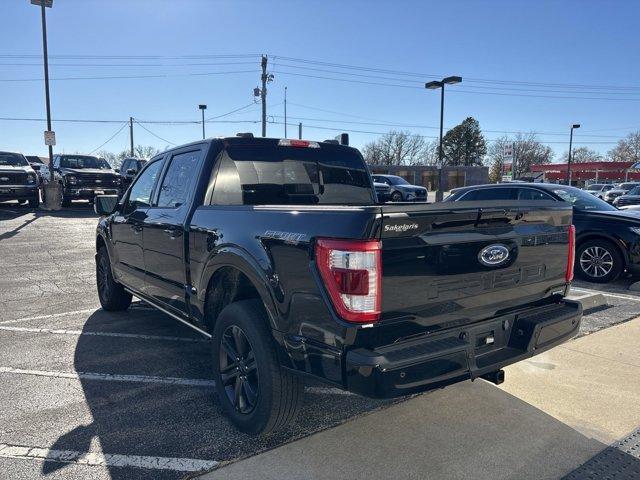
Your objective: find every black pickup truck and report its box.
[54,154,121,206]
[95,136,581,434]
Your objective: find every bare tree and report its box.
[362,130,431,165]
[561,146,603,163]
[608,131,640,163]
[486,133,553,182]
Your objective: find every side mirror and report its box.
[114,168,120,173]
[126,168,137,176]
[94,194,119,216]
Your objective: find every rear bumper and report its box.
[345,299,582,398]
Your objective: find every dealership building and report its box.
[526,161,640,186]
[368,164,489,191]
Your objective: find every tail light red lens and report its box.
[566,225,576,282]
[315,238,382,323]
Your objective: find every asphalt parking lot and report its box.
[1,202,639,479]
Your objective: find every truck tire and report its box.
[211,299,303,435]
[96,247,132,311]
[61,196,72,207]
[576,239,623,283]
[29,197,39,208]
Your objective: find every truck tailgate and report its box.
[377,200,573,340]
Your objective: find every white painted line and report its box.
[0,366,354,396]
[571,287,640,302]
[0,308,97,325]
[0,325,206,343]
[0,367,216,387]
[0,443,218,472]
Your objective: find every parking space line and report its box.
[571,287,640,302]
[0,443,218,472]
[0,308,98,325]
[0,366,352,396]
[0,325,206,343]
[0,367,216,387]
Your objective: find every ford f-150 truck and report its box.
[94,135,581,434]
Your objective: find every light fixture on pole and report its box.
[425,76,462,201]
[198,104,207,140]
[567,123,580,185]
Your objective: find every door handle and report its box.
[164,228,183,239]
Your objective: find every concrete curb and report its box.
[566,292,608,311]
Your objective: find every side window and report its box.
[127,160,163,209]
[53,156,60,168]
[517,188,554,201]
[462,188,514,201]
[121,160,130,173]
[156,150,202,208]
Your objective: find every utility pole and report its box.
[261,55,268,137]
[129,117,134,157]
[298,122,302,140]
[284,86,287,138]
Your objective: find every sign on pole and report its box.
[31,0,53,6]
[503,143,514,159]
[44,130,56,146]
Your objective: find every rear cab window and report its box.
[209,140,374,206]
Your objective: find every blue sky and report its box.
[1,0,639,160]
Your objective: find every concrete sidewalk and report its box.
[199,318,640,480]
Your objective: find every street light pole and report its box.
[567,123,581,185]
[425,75,462,202]
[284,86,287,138]
[199,104,207,140]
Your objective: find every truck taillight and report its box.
[566,225,576,282]
[315,238,382,323]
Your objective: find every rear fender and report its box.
[197,247,280,331]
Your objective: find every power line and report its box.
[0,69,258,82]
[0,61,258,67]
[88,122,129,154]
[205,103,256,121]
[133,120,176,145]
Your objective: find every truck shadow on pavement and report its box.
[40,305,640,480]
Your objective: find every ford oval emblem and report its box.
[478,244,510,267]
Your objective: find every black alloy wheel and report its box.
[219,325,259,414]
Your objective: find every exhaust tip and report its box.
[480,369,505,385]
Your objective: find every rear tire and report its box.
[28,197,39,208]
[211,299,303,435]
[576,239,623,283]
[61,196,72,207]
[391,191,403,202]
[96,247,132,311]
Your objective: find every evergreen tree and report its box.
[441,117,487,166]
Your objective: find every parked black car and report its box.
[94,136,581,434]
[118,157,147,193]
[446,183,640,283]
[0,151,39,207]
[603,182,640,204]
[613,185,640,208]
[371,174,427,202]
[53,154,121,207]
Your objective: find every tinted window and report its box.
[60,155,110,169]
[121,160,131,172]
[586,184,603,191]
[0,152,29,167]
[620,183,639,190]
[128,160,163,209]
[517,188,554,201]
[627,186,640,196]
[461,188,514,201]
[157,151,201,208]
[210,145,373,206]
